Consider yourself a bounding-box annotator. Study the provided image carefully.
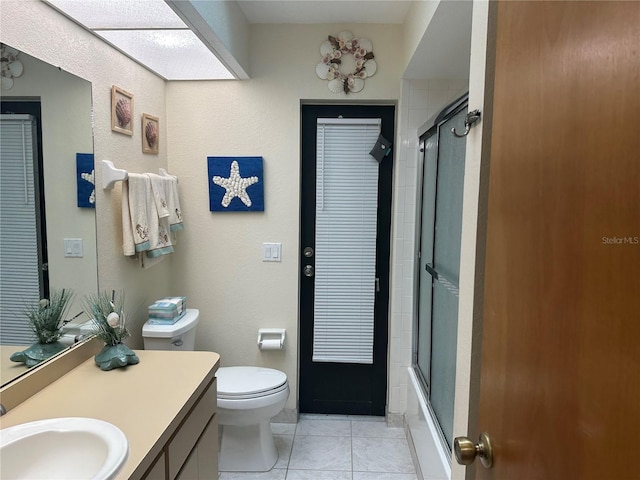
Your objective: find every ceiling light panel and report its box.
[43,0,236,80]
[96,30,235,80]
[46,0,186,28]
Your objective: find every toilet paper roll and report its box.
[259,339,283,350]
[58,334,77,346]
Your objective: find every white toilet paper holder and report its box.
[257,328,286,350]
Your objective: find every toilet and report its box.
[141,308,200,351]
[141,309,290,473]
[216,366,289,472]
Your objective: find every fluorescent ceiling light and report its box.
[97,30,234,80]
[44,0,235,80]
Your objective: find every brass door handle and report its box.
[453,432,494,468]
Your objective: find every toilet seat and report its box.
[217,366,288,400]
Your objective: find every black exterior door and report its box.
[299,104,394,415]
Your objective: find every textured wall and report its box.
[0,0,172,345]
[166,23,402,412]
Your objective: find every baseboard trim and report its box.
[272,407,298,424]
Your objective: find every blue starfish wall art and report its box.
[76,153,95,208]
[207,156,264,212]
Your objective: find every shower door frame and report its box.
[414,94,469,449]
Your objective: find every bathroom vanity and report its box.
[0,347,220,479]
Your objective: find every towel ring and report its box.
[452,109,482,138]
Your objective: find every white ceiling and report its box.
[43,0,471,81]
[403,0,472,79]
[237,0,413,24]
[237,0,471,80]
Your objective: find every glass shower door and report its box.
[417,104,467,448]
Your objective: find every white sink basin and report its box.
[0,417,128,480]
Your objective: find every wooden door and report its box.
[473,2,640,479]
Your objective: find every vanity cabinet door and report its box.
[176,415,218,480]
[142,452,166,480]
[195,415,218,478]
[176,450,198,480]
[168,379,217,479]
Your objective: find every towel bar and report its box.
[102,160,176,190]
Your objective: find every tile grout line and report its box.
[282,431,290,479]
[272,418,417,480]
[351,420,355,480]
[283,422,298,479]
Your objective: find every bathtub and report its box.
[405,367,451,480]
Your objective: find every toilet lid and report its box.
[216,366,287,397]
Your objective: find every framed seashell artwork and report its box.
[142,113,159,154]
[111,85,134,135]
[207,156,264,212]
[76,153,95,208]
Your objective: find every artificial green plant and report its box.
[83,289,139,371]
[83,289,130,346]
[25,288,75,344]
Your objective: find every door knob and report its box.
[453,432,493,468]
[303,265,314,277]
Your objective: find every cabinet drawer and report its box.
[167,378,217,480]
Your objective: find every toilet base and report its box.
[218,419,278,472]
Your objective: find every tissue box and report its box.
[148,296,186,324]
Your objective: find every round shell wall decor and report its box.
[316,31,377,94]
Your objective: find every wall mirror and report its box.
[0,44,98,387]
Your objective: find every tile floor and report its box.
[219,414,418,480]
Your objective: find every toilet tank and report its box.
[142,308,199,351]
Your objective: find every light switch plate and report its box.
[64,238,83,258]
[263,242,281,262]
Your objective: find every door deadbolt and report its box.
[303,247,314,258]
[453,432,494,468]
[303,265,314,277]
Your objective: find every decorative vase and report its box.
[10,341,67,368]
[94,343,139,371]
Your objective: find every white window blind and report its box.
[0,115,40,345]
[312,118,381,364]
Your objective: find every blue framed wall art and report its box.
[76,153,95,208]
[207,156,264,212]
